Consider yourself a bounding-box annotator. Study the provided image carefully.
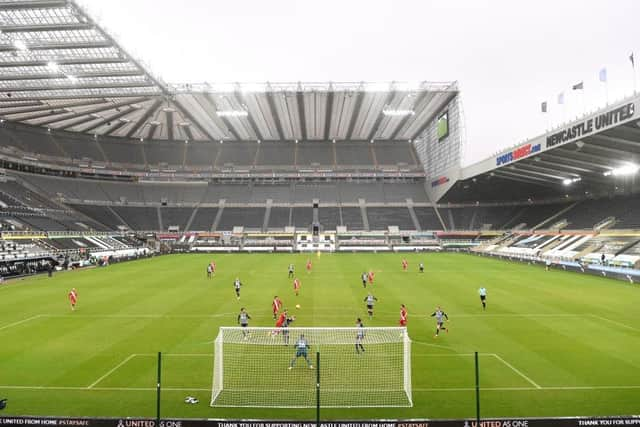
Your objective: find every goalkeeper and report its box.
[288,334,313,370]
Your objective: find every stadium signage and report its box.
[431,176,450,187]
[3,417,640,427]
[495,143,542,166]
[546,102,635,148]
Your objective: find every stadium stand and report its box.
[216,142,258,166]
[267,207,291,229]
[160,207,195,231]
[318,207,340,231]
[185,142,218,167]
[296,142,334,165]
[100,140,145,165]
[366,207,415,230]
[563,195,640,230]
[512,202,574,229]
[335,142,373,166]
[216,207,265,230]
[374,141,416,165]
[111,206,159,230]
[144,142,185,167]
[413,207,443,230]
[291,207,313,228]
[56,134,106,162]
[186,207,218,231]
[256,142,295,166]
[340,207,365,230]
[69,204,126,230]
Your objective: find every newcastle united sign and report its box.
[546,102,635,148]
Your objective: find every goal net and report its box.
[211,326,411,408]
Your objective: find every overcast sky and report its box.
[80,0,640,166]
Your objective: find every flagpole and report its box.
[631,53,637,95]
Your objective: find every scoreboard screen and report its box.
[437,110,449,141]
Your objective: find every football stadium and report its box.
[0,1,639,426]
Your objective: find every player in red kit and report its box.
[272,309,295,336]
[293,278,301,296]
[275,310,287,327]
[368,270,375,285]
[68,288,78,311]
[402,259,408,271]
[210,260,216,275]
[306,259,312,273]
[272,296,282,320]
[399,304,408,326]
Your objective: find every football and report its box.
[295,304,301,309]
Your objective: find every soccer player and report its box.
[273,309,294,338]
[289,334,313,369]
[402,259,408,271]
[431,306,449,337]
[210,260,216,275]
[206,264,212,279]
[272,295,282,320]
[361,271,368,288]
[478,287,487,310]
[306,259,312,273]
[281,312,296,345]
[233,277,242,300]
[419,262,424,273]
[237,307,251,339]
[399,304,408,326]
[288,263,295,278]
[293,277,301,296]
[355,318,365,354]
[367,270,375,285]
[364,293,378,319]
[68,288,78,311]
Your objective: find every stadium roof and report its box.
[443,95,640,202]
[0,0,457,142]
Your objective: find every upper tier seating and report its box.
[366,207,415,230]
[563,195,640,230]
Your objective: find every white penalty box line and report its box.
[415,353,541,389]
[87,353,211,389]
[86,352,538,391]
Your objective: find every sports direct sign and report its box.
[496,143,542,166]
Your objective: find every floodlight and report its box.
[216,110,248,117]
[603,163,640,176]
[12,40,28,51]
[382,109,415,117]
[562,177,581,186]
[46,61,60,72]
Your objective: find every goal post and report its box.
[210,326,412,408]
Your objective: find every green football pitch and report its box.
[1,252,639,419]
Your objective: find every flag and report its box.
[599,68,607,82]
[572,82,584,90]
[630,52,635,68]
[557,92,564,104]
[541,101,547,113]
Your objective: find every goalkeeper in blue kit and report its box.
[288,334,313,369]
